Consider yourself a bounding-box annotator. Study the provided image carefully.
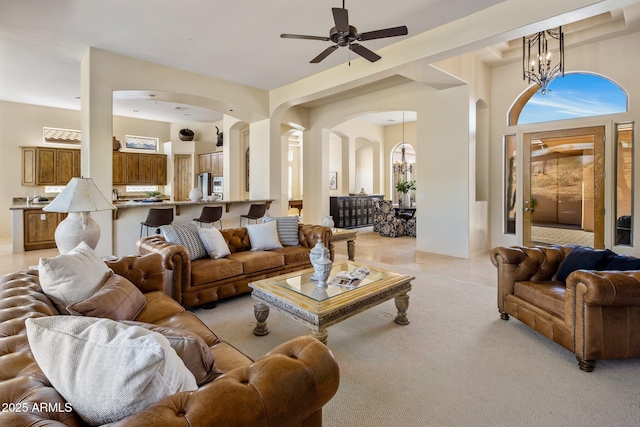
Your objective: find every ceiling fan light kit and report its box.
[281,1,408,64]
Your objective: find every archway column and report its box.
[224,115,243,201]
[80,48,114,257]
[303,127,331,225]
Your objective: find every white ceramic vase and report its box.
[322,215,335,229]
[189,187,202,203]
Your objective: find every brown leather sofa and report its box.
[137,224,332,308]
[491,245,640,371]
[0,253,340,426]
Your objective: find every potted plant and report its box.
[145,191,163,201]
[395,180,416,207]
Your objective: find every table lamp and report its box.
[43,177,115,254]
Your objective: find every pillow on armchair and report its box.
[556,246,608,281]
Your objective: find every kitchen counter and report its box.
[10,197,275,256]
[112,198,274,219]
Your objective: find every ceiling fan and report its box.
[281,1,408,63]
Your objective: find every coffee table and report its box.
[249,261,413,344]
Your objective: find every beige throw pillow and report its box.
[197,226,231,259]
[66,272,148,321]
[122,321,219,386]
[246,220,283,251]
[26,316,197,426]
[38,241,112,314]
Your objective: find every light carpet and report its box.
[192,261,640,426]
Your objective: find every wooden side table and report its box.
[328,228,357,261]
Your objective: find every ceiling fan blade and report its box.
[311,45,339,63]
[358,26,408,41]
[281,34,330,41]
[349,43,381,62]
[332,7,349,33]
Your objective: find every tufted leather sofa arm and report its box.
[137,235,190,302]
[299,224,333,248]
[566,270,640,307]
[105,253,166,294]
[108,336,340,427]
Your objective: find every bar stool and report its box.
[193,206,223,229]
[140,208,174,237]
[239,203,267,226]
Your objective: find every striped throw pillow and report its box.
[263,216,300,246]
[161,224,208,260]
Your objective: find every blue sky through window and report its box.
[518,73,627,124]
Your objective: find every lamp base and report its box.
[54,212,101,254]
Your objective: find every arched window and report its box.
[509,73,627,125]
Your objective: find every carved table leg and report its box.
[309,328,329,345]
[253,302,270,336]
[328,241,336,262]
[394,293,410,325]
[346,239,355,261]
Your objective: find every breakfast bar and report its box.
[10,198,274,256]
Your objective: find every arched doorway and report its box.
[391,142,415,205]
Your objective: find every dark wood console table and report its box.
[329,195,383,229]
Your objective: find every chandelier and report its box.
[523,26,564,95]
[393,111,413,175]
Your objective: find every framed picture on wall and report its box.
[125,135,159,151]
[329,171,337,190]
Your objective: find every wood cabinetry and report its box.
[112,152,167,185]
[23,209,64,251]
[112,151,126,185]
[22,147,80,186]
[198,151,223,175]
[330,195,383,229]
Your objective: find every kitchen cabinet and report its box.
[212,152,223,175]
[198,151,223,175]
[115,152,167,185]
[21,147,80,186]
[112,151,126,185]
[23,209,65,251]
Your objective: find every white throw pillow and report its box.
[246,220,283,251]
[197,226,231,259]
[263,216,300,246]
[26,316,197,426]
[38,241,112,314]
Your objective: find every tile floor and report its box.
[531,225,594,246]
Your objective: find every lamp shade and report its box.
[43,177,115,254]
[43,177,115,213]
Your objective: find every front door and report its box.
[523,126,605,248]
